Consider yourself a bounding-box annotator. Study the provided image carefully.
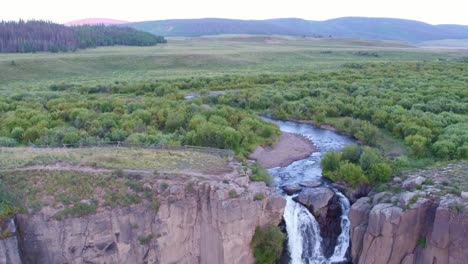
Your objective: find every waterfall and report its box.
[264,118,355,264]
[283,193,350,264]
[329,192,351,263]
[283,196,326,264]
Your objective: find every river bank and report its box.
[249,132,318,168]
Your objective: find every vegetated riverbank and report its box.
[249,132,318,168]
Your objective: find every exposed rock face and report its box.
[6,178,285,264]
[350,194,468,264]
[350,162,468,264]
[0,218,22,264]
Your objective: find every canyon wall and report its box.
[350,192,468,264]
[1,178,285,264]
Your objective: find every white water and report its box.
[265,118,354,264]
[283,196,326,264]
[283,193,350,264]
[329,192,351,263]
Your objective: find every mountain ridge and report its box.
[125,17,468,43]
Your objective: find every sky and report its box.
[1,0,467,25]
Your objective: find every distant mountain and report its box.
[65,18,129,26]
[126,17,468,43]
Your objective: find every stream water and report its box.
[265,119,354,264]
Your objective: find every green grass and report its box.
[0,147,229,173]
[54,201,97,220]
[250,164,273,186]
[1,37,463,92]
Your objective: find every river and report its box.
[264,119,354,264]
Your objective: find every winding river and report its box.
[264,119,354,264]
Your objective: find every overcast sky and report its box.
[2,0,467,25]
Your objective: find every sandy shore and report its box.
[249,132,318,169]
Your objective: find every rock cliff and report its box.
[349,163,468,264]
[0,163,285,264]
[0,219,22,264]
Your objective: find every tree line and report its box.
[0,20,166,53]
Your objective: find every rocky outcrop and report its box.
[293,187,334,214]
[350,163,468,264]
[4,173,285,264]
[293,186,343,258]
[350,194,468,264]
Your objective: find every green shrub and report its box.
[341,144,361,163]
[185,181,195,193]
[104,190,141,208]
[368,162,392,184]
[138,234,153,245]
[0,137,17,147]
[0,180,19,217]
[417,238,427,248]
[229,189,239,198]
[250,164,272,186]
[334,161,368,187]
[254,193,265,201]
[449,201,465,214]
[321,150,342,174]
[405,135,428,158]
[251,226,285,264]
[359,147,382,172]
[160,182,169,191]
[408,194,422,207]
[54,201,97,220]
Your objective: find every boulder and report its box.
[293,187,335,214]
[402,176,426,189]
[282,183,302,195]
[292,187,341,258]
[461,192,468,199]
[393,177,403,184]
[399,191,418,207]
[372,192,392,205]
[299,180,322,188]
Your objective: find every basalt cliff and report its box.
[349,163,468,264]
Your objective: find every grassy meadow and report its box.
[1,36,467,218]
[1,36,465,91]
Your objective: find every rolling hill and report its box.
[126,17,468,43]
